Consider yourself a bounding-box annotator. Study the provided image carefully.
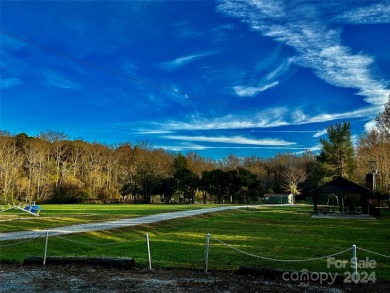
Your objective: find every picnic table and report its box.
[315,206,336,215]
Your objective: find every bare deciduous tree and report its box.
[376,94,390,139]
[281,165,307,201]
[0,136,23,203]
[356,130,390,194]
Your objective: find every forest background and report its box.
[1,97,389,205]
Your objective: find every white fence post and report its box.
[205,233,210,273]
[43,231,49,265]
[352,244,358,284]
[146,233,152,270]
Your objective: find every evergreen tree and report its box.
[317,121,355,179]
[173,154,199,203]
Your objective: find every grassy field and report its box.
[0,204,222,233]
[1,204,389,281]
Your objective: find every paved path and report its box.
[0,205,252,241]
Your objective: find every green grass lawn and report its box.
[1,204,389,281]
[0,204,222,233]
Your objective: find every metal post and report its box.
[43,231,49,265]
[205,233,210,273]
[352,244,358,284]
[146,233,152,270]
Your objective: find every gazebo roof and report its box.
[311,176,374,195]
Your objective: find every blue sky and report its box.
[1,0,389,159]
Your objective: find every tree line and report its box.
[1,97,389,204]
[0,131,315,204]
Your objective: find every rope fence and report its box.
[356,246,390,259]
[1,232,389,282]
[204,234,390,284]
[210,235,352,262]
[0,231,152,270]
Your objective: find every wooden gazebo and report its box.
[310,176,376,215]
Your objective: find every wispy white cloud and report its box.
[252,130,318,133]
[231,52,289,98]
[217,0,389,105]
[170,20,204,39]
[313,129,327,138]
[294,143,321,155]
[291,109,306,124]
[292,46,388,105]
[157,52,213,71]
[265,59,291,81]
[233,81,279,97]
[306,106,382,124]
[156,143,310,152]
[1,38,26,87]
[155,143,209,152]
[136,130,173,135]
[334,3,390,24]
[0,78,22,89]
[1,36,25,51]
[122,61,139,76]
[156,107,289,130]
[163,134,296,146]
[364,120,378,132]
[154,104,381,132]
[42,70,79,89]
[309,144,322,152]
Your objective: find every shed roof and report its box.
[264,193,292,197]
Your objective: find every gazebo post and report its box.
[337,193,343,214]
[313,192,318,213]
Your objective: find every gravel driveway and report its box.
[0,205,252,241]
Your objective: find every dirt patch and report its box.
[1,263,389,292]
